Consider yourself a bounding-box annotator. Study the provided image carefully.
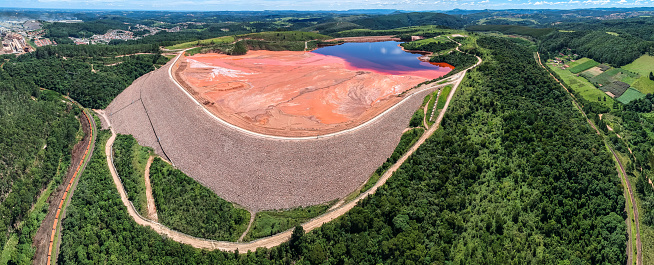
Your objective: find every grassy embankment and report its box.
[165,36,235,50]
[244,202,335,241]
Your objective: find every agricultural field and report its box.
[623,55,654,76]
[567,57,593,68]
[548,62,614,108]
[580,66,604,79]
[617,87,646,104]
[623,55,654,94]
[632,77,654,94]
[590,67,640,87]
[568,58,599,74]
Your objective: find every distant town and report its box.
[0,19,187,54]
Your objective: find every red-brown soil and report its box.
[173,51,445,137]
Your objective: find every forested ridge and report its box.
[112,134,152,215]
[1,46,168,109]
[55,36,626,264]
[540,30,653,67]
[0,70,80,256]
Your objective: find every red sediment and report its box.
[175,50,450,136]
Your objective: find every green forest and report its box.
[0,73,81,257]
[149,158,250,242]
[112,134,152,215]
[1,49,168,109]
[54,36,627,264]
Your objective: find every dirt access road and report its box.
[99,48,481,252]
[143,156,158,221]
[32,102,95,265]
[536,52,641,265]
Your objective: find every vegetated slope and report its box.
[540,30,653,67]
[149,158,250,242]
[0,70,79,259]
[466,24,554,38]
[58,37,625,264]
[112,134,152,215]
[2,46,168,109]
[352,12,465,30]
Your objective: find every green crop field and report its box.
[567,57,592,68]
[548,63,614,108]
[590,68,640,86]
[617,87,646,104]
[632,76,654,94]
[623,54,654,76]
[568,58,600,74]
[165,36,235,50]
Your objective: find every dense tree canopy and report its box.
[0,71,80,253]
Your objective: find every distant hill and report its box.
[352,12,466,30]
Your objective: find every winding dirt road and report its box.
[143,156,158,221]
[536,52,641,265]
[98,46,482,252]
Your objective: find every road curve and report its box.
[98,49,481,252]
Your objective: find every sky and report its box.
[1,0,653,11]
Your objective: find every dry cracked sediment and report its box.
[106,58,431,211]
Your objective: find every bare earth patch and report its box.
[173,51,445,137]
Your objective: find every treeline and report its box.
[466,24,554,38]
[57,36,626,265]
[625,93,654,113]
[2,53,167,109]
[352,12,465,30]
[149,158,250,241]
[113,134,152,215]
[400,40,457,53]
[554,17,654,41]
[44,19,131,38]
[540,30,653,67]
[0,72,80,251]
[430,50,477,68]
[28,44,160,59]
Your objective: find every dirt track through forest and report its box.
[143,156,158,221]
[536,52,642,265]
[32,101,95,265]
[98,45,481,252]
